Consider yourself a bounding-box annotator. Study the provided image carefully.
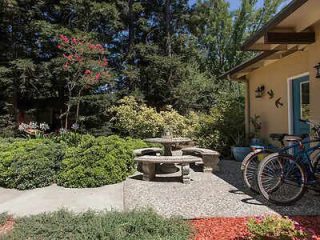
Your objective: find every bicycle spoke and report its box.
[258,155,305,205]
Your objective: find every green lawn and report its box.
[1,210,192,240]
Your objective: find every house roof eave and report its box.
[241,0,309,51]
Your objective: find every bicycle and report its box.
[241,133,308,194]
[256,119,320,205]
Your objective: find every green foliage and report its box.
[173,64,219,113]
[0,0,287,133]
[250,114,262,138]
[0,67,16,137]
[76,93,117,135]
[247,216,309,240]
[0,134,149,189]
[0,139,64,190]
[57,135,147,188]
[190,0,285,76]
[193,85,246,155]
[110,96,197,138]
[0,212,9,226]
[3,209,191,240]
[51,131,84,147]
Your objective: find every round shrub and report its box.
[57,135,148,188]
[0,139,65,190]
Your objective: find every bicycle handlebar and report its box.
[299,119,320,139]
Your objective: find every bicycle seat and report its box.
[270,133,287,141]
[284,134,309,142]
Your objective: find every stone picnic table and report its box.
[144,137,193,173]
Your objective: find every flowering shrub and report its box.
[246,216,311,240]
[18,122,50,132]
[18,121,50,138]
[110,96,198,138]
[58,34,111,128]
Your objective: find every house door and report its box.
[292,75,310,135]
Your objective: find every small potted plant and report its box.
[231,132,251,162]
[250,114,263,145]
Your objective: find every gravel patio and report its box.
[0,158,319,218]
[124,159,320,219]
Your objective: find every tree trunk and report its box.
[64,103,70,129]
[75,87,84,124]
[127,0,135,54]
[164,0,172,57]
[63,90,72,129]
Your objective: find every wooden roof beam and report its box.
[264,32,315,45]
[247,43,290,51]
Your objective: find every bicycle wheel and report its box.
[257,153,306,205]
[312,151,320,181]
[242,150,272,194]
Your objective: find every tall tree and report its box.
[190,0,285,76]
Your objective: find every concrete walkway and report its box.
[0,160,319,218]
[0,183,123,216]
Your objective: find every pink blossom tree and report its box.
[58,34,111,129]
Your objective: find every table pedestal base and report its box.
[160,163,179,173]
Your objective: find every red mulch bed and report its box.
[0,217,14,236]
[191,216,320,240]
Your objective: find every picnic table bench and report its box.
[134,155,202,184]
[133,147,162,157]
[133,148,163,172]
[181,147,220,173]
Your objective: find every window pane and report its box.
[301,82,310,120]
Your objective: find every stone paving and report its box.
[124,160,320,219]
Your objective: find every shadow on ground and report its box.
[214,160,320,216]
[124,159,320,219]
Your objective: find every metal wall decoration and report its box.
[275,97,284,108]
[267,89,274,99]
[255,85,265,98]
[314,62,320,78]
[254,85,284,109]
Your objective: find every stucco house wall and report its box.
[246,21,320,141]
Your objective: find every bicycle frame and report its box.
[277,139,320,183]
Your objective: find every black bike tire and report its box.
[312,151,320,181]
[242,150,273,194]
[257,153,306,205]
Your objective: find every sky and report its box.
[188,0,264,9]
[188,0,291,11]
[226,0,264,10]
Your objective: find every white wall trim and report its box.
[287,72,309,134]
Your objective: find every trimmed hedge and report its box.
[57,135,148,188]
[0,139,64,190]
[0,135,148,189]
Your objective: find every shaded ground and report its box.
[124,160,320,219]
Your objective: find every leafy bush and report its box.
[51,131,84,147]
[3,209,191,240]
[110,96,197,138]
[247,216,309,240]
[0,212,9,226]
[57,135,148,188]
[193,91,245,156]
[0,139,64,190]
